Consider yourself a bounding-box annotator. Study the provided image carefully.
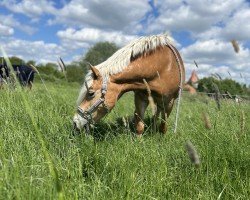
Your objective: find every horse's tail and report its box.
[166,42,184,133]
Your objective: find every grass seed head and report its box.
[58,60,64,72]
[202,112,212,129]
[157,71,160,78]
[231,40,240,53]
[194,60,199,68]
[59,57,66,71]
[29,64,39,74]
[185,141,200,168]
[215,73,222,80]
[143,78,156,115]
[122,116,127,128]
[226,91,233,99]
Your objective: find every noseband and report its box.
[77,76,108,127]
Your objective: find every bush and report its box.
[37,63,64,80]
[198,77,248,95]
[66,65,85,83]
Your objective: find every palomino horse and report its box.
[73,34,185,136]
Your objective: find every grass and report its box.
[0,82,250,199]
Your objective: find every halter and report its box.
[77,76,108,126]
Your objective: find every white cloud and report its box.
[0,14,36,34]
[223,8,250,41]
[148,0,245,33]
[182,39,250,65]
[0,38,67,63]
[0,0,56,19]
[0,23,14,36]
[200,9,250,42]
[182,39,235,64]
[1,0,151,33]
[49,0,150,32]
[57,27,137,47]
[181,39,250,83]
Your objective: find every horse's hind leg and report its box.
[28,81,33,90]
[153,106,161,132]
[159,98,175,134]
[134,91,149,136]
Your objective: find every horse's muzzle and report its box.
[73,115,91,134]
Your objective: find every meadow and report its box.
[0,81,249,199]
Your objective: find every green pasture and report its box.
[0,82,249,199]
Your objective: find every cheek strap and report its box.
[77,76,109,124]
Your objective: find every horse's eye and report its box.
[88,90,95,98]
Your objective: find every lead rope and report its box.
[166,43,183,133]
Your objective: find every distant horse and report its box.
[13,65,35,89]
[73,34,185,136]
[0,63,35,89]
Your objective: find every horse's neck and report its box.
[110,63,148,93]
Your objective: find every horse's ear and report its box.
[90,66,100,79]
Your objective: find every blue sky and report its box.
[0,0,250,84]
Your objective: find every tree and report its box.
[197,77,217,93]
[66,64,85,83]
[79,42,119,74]
[219,79,244,94]
[9,56,25,65]
[198,77,247,95]
[36,62,64,81]
[0,56,25,65]
[26,60,36,66]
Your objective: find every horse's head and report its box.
[73,66,111,132]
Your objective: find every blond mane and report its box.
[77,34,172,105]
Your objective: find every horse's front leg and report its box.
[134,91,149,136]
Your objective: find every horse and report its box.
[73,34,185,136]
[0,63,35,89]
[13,65,35,89]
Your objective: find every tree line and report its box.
[198,77,250,96]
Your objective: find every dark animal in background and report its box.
[0,63,10,88]
[0,62,35,89]
[13,65,35,88]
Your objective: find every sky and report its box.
[0,0,250,84]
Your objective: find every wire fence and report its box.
[182,90,250,101]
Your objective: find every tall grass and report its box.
[0,82,250,199]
